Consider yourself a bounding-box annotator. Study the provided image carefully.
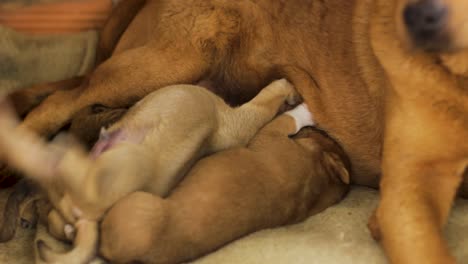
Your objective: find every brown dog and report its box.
[4,0,468,263]
[0,79,302,263]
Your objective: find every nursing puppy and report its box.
[0,79,299,263]
[98,111,350,264]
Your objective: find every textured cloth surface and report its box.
[0,25,97,96]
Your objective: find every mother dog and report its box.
[6,0,468,263]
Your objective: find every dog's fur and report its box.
[98,116,350,264]
[0,79,302,263]
[3,0,468,263]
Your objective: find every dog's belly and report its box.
[206,0,385,186]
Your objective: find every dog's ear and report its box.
[322,152,350,185]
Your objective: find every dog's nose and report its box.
[403,0,448,49]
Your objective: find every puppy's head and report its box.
[293,128,351,185]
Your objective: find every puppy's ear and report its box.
[322,152,350,185]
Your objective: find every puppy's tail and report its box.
[0,100,90,191]
[37,220,99,264]
[0,100,62,183]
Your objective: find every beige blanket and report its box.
[0,5,467,263]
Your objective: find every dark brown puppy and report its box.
[99,117,349,264]
[5,0,468,263]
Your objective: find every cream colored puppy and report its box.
[0,79,299,263]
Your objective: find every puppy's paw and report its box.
[64,224,76,240]
[285,103,314,134]
[271,79,301,105]
[286,91,301,106]
[271,78,293,89]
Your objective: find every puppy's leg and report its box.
[20,45,209,137]
[214,79,302,149]
[47,209,70,242]
[100,192,169,263]
[69,144,157,217]
[0,100,61,181]
[7,76,86,118]
[37,219,98,264]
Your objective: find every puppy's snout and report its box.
[403,0,449,50]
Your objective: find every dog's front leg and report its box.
[373,111,467,264]
[376,161,462,263]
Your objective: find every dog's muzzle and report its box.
[403,0,449,51]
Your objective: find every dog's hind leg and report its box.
[37,219,98,264]
[7,76,86,118]
[7,0,145,120]
[20,45,210,137]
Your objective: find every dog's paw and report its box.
[285,103,314,134]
